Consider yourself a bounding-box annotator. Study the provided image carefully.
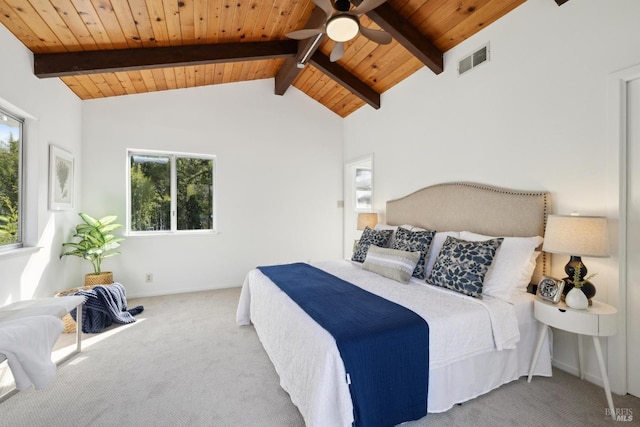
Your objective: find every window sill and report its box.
[0,246,42,260]
[125,230,219,238]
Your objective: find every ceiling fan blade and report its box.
[285,28,324,40]
[351,0,387,16]
[359,25,392,44]
[330,42,345,62]
[313,0,335,19]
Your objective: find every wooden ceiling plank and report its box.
[88,73,115,96]
[194,64,206,86]
[176,0,195,43]
[390,0,430,18]
[25,0,83,50]
[34,40,298,77]
[193,0,208,43]
[309,52,380,109]
[205,0,222,42]
[142,0,170,47]
[109,0,145,47]
[434,0,524,51]
[3,0,66,51]
[217,0,236,43]
[89,0,130,48]
[212,63,224,84]
[60,75,91,98]
[202,63,215,85]
[73,74,104,98]
[185,65,197,87]
[163,67,178,89]
[137,69,156,91]
[69,0,115,48]
[0,0,53,53]
[123,70,148,93]
[236,0,260,42]
[48,0,100,50]
[373,55,422,91]
[127,0,157,47]
[174,65,187,87]
[150,67,168,90]
[413,0,492,45]
[351,0,443,74]
[279,0,312,37]
[221,62,234,83]
[104,71,129,95]
[160,0,182,46]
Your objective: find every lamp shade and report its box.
[357,212,378,230]
[542,215,610,257]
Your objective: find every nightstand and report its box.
[528,297,618,420]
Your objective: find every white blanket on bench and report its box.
[0,315,63,390]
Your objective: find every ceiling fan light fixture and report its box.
[326,15,359,42]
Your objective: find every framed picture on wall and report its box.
[49,145,74,210]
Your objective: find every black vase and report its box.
[561,255,596,303]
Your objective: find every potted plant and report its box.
[60,213,124,286]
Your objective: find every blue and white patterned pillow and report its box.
[427,236,504,298]
[391,226,436,279]
[351,226,393,263]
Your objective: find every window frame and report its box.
[0,108,24,252]
[126,148,217,236]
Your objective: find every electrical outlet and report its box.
[145,273,153,283]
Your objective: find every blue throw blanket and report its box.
[70,283,144,333]
[258,263,429,427]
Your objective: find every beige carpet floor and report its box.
[1,287,638,427]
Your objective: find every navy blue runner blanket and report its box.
[258,263,429,427]
[70,283,144,333]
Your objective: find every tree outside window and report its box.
[128,151,215,234]
[0,110,22,249]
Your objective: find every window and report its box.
[127,150,215,234]
[0,109,23,250]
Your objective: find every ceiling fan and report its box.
[286,0,392,62]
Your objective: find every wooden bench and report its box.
[0,296,84,402]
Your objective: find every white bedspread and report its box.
[236,260,523,426]
[0,315,64,390]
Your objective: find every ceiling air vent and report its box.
[458,43,490,76]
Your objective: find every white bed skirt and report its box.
[237,263,552,425]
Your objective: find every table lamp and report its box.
[542,214,609,302]
[357,212,378,230]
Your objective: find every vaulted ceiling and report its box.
[0,1,566,117]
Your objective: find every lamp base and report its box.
[561,255,596,305]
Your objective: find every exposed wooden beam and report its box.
[34,41,298,78]
[352,0,443,75]
[275,7,327,96]
[555,0,570,5]
[309,53,380,110]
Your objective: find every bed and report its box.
[236,182,553,426]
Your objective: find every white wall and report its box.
[344,0,640,394]
[81,80,344,297]
[0,25,83,304]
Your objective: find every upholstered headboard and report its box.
[386,182,550,285]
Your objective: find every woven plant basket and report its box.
[55,272,114,333]
[84,271,114,286]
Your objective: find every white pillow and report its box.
[459,231,543,302]
[424,231,460,278]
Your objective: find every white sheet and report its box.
[0,315,63,390]
[236,261,552,425]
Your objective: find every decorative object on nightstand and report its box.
[528,298,618,420]
[541,214,609,306]
[536,276,565,303]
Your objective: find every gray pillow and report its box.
[362,246,421,284]
[427,236,504,298]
